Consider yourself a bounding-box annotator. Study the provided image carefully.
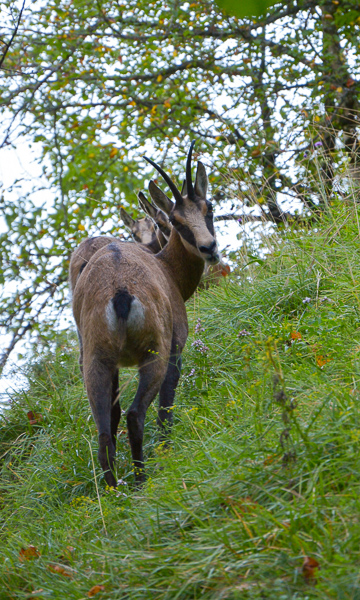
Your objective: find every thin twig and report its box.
[0,0,26,70]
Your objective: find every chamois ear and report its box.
[120,207,135,229]
[181,179,188,197]
[194,162,208,198]
[149,180,174,216]
[137,191,157,219]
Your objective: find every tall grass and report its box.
[1,196,360,598]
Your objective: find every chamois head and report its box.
[120,207,156,245]
[137,191,172,241]
[144,142,219,264]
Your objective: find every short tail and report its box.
[106,288,145,334]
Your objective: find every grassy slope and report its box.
[2,200,360,599]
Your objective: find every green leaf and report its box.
[216,0,277,18]
[195,377,203,390]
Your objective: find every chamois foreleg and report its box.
[111,369,121,449]
[127,357,167,485]
[84,360,117,488]
[157,339,182,440]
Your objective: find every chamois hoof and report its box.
[98,433,116,487]
[104,469,117,488]
[133,464,146,488]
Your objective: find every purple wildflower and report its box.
[195,318,205,333]
[189,368,196,377]
[238,329,251,337]
[191,339,209,354]
[117,478,127,486]
[314,141,322,148]
[302,297,311,304]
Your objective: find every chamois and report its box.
[139,191,229,288]
[71,142,219,486]
[70,206,170,377]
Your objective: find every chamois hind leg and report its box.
[77,329,84,377]
[111,369,121,449]
[127,356,167,485]
[157,339,182,441]
[84,360,117,488]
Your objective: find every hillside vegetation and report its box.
[2,199,360,599]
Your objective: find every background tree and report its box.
[0,0,359,370]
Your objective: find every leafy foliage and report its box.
[0,0,360,364]
[216,0,277,18]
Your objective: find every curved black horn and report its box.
[143,156,183,204]
[186,140,195,200]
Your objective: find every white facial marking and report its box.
[139,230,153,244]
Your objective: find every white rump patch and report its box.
[105,300,118,332]
[127,297,145,332]
[105,296,145,333]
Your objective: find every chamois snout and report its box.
[198,240,219,264]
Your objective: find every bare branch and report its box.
[0,0,26,70]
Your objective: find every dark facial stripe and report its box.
[132,232,142,243]
[172,219,197,248]
[205,213,215,236]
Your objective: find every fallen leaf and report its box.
[19,545,40,561]
[302,556,320,581]
[88,585,105,597]
[26,411,43,425]
[109,147,118,158]
[48,563,72,578]
[291,331,302,341]
[346,77,355,88]
[58,545,75,562]
[316,355,329,368]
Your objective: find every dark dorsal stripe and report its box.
[108,242,122,266]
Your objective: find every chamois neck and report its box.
[157,228,204,301]
[145,231,167,254]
